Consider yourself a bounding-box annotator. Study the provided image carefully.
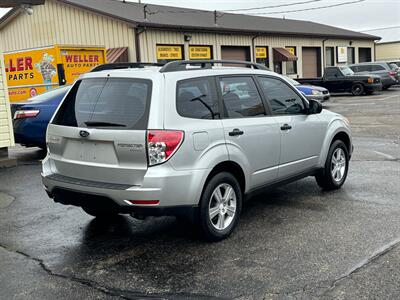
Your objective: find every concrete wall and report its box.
[0,53,14,148]
[0,0,136,60]
[376,42,400,61]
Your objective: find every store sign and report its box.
[255,47,267,59]
[156,45,182,60]
[337,46,348,63]
[189,46,211,59]
[285,47,296,56]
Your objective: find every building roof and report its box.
[1,0,380,40]
[0,0,44,8]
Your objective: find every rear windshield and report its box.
[53,78,152,130]
[28,85,70,103]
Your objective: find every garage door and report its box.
[302,47,321,77]
[221,46,251,61]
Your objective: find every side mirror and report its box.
[308,99,323,114]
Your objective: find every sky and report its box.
[0,0,399,42]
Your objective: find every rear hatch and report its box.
[48,77,152,186]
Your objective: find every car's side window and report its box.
[371,65,385,71]
[176,77,220,119]
[218,76,266,118]
[258,76,306,115]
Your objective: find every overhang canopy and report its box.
[106,47,128,63]
[0,0,44,7]
[273,48,298,62]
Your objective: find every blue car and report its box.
[286,77,330,102]
[12,86,70,149]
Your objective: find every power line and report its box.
[361,25,400,32]
[224,0,324,12]
[248,0,367,15]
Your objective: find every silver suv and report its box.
[42,60,352,241]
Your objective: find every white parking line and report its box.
[373,151,397,160]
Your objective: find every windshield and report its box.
[340,66,354,76]
[285,77,300,86]
[53,78,152,130]
[28,86,70,103]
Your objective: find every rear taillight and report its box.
[14,110,40,119]
[147,130,184,166]
[389,71,396,77]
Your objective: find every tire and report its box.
[351,83,364,96]
[81,205,120,218]
[315,140,349,190]
[199,172,242,241]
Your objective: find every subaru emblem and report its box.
[79,130,90,138]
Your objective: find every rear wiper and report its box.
[84,121,126,127]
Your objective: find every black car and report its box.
[297,66,382,96]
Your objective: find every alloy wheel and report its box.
[208,183,237,231]
[331,148,347,182]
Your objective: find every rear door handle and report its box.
[229,128,244,136]
[280,124,292,131]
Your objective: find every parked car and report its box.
[42,60,353,241]
[388,60,400,68]
[286,77,330,102]
[297,66,382,96]
[348,62,398,89]
[11,85,70,149]
[388,63,400,84]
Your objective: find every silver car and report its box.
[42,60,352,241]
[348,62,398,89]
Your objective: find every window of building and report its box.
[285,47,297,74]
[258,76,305,115]
[156,44,184,64]
[347,47,355,64]
[325,47,335,66]
[255,46,269,68]
[176,77,219,119]
[358,48,372,63]
[189,45,213,60]
[219,76,266,118]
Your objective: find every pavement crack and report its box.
[0,243,129,299]
[0,243,221,300]
[320,238,400,296]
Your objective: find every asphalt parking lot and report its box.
[0,87,399,300]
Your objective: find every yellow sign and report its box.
[4,47,59,102]
[189,46,212,59]
[4,45,106,102]
[255,47,267,59]
[156,45,183,60]
[60,49,106,84]
[286,47,296,56]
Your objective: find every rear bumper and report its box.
[42,157,209,212]
[13,119,46,147]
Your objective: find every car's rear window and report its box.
[53,78,152,130]
[28,85,70,103]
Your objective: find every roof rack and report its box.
[159,60,269,73]
[91,62,164,72]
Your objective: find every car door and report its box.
[257,76,327,179]
[324,68,345,92]
[218,75,281,189]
